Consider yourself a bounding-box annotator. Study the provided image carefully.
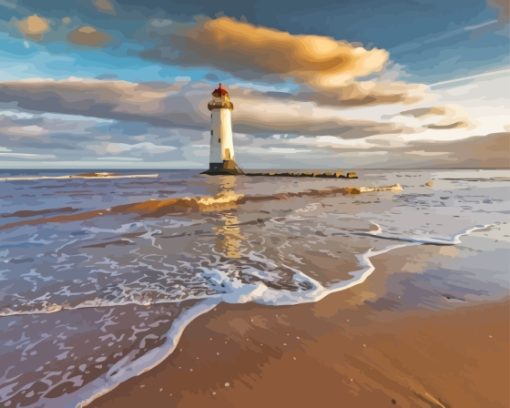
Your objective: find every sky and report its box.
[0,0,508,169]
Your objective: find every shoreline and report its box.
[2,169,508,408]
[89,240,510,408]
[78,223,486,407]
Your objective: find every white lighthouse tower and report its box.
[203,83,243,175]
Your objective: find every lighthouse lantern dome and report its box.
[212,83,229,97]
[208,83,234,111]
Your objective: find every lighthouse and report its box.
[203,83,243,175]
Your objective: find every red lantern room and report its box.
[208,83,233,111]
[212,83,229,97]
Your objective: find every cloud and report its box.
[430,68,510,89]
[405,150,450,157]
[0,109,112,151]
[68,26,111,47]
[296,80,427,107]
[396,105,473,130]
[405,132,510,168]
[232,100,408,137]
[0,78,409,138]
[142,17,426,106]
[96,156,143,161]
[15,15,50,40]
[143,16,426,106]
[0,152,55,160]
[1,124,46,137]
[0,106,199,165]
[92,0,115,15]
[400,106,449,118]
[0,103,506,170]
[257,131,510,169]
[300,131,510,168]
[145,17,388,88]
[0,0,17,9]
[88,142,176,155]
[425,121,470,130]
[0,78,200,129]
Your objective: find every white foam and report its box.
[358,222,494,245]
[199,224,496,309]
[198,240,413,307]
[34,299,219,408]
[0,174,159,182]
[201,268,269,304]
[0,222,494,322]
[3,222,494,407]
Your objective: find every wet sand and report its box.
[89,244,510,408]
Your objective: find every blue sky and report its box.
[0,0,508,169]
[0,0,507,83]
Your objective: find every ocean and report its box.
[0,169,508,407]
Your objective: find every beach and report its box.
[0,169,509,408]
[90,240,510,408]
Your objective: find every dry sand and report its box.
[89,245,510,408]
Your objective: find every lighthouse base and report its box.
[202,160,244,175]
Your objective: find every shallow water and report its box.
[0,169,508,407]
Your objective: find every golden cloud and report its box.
[143,17,426,105]
[16,15,50,40]
[151,17,388,88]
[92,0,115,15]
[426,121,471,130]
[68,26,111,47]
[299,80,428,106]
[399,105,473,130]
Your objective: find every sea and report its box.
[0,169,508,407]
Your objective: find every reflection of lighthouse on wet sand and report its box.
[202,84,244,175]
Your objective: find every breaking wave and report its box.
[0,172,159,182]
[0,184,403,230]
[1,207,78,219]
